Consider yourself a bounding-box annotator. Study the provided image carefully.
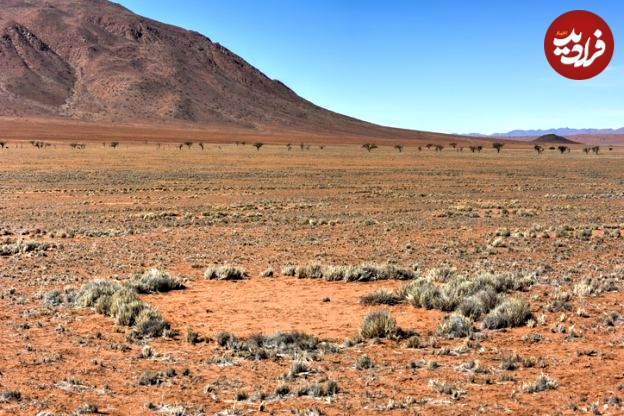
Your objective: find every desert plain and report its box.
[0,133,623,416]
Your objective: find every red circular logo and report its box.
[544,10,614,80]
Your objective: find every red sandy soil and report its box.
[1,139,623,415]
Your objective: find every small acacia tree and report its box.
[362,143,378,152]
[0,141,5,149]
[534,144,544,154]
[253,142,264,151]
[557,145,569,154]
[394,144,403,152]
[110,142,119,149]
[449,142,457,149]
[184,141,193,149]
[492,142,504,153]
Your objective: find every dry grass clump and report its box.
[204,265,247,280]
[482,297,534,329]
[437,314,474,338]
[74,279,172,338]
[285,263,416,282]
[399,270,535,331]
[216,331,337,360]
[522,373,558,393]
[133,269,184,293]
[0,239,62,256]
[359,310,398,339]
[359,289,401,305]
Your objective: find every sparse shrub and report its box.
[133,269,184,293]
[0,390,21,402]
[360,310,397,339]
[216,331,239,349]
[43,290,63,307]
[405,335,423,348]
[500,351,522,370]
[522,373,558,393]
[204,265,247,280]
[437,314,474,338]
[362,143,378,152]
[482,297,533,329]
[356,355,375,369]
[185,326,201,344]
[133,307,171,338]
[289,263,416,282]
[359,289,400,305]
[138,371,162,386]
[253,142,264,151]
[274,383,290,398]
[281,265,296,276]
[76,403,99,414]
[260,267,274,277]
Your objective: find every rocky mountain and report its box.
[1,0,462,141]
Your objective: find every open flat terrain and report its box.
[1,140,624,415]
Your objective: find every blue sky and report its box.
[117,1,623,134]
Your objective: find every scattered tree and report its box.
[394,144,403,152]
[417,146,422,151]
[286,143,292,151]
[534,144,544,154]
[319,145,325,150]
[425,144,433,150]
[0,141,5,149]
[110,142,119,149]
[592,146,600,154]
[476,145,483,153]
[449,142,457,149]
[253,142,264,151]
[184,141,193,149]
[178,143,183,150]
[557,145,570,154]
[362,143,378,152]
[434,144,444,152]
[198,142,204,150]
[492,142,505,153]
[609,147,613,151]
[583,147,590,154]
[300,143,305,151]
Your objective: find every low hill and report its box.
[533,134,579,144]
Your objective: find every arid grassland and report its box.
[1,143,623,415]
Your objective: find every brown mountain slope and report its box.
[0,0,472,143]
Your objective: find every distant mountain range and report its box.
[467,128,624,137]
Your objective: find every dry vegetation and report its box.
[0,141,623,415]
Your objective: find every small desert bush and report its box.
[522,373,558,393]
[216,331,334,359]
[0,390,21,402]
[401,270,534,327]
[297,380,339,397]
[133,269,184,293]
[204,265,247,280]
[437,314,474,338]
[286,263,416,282]
[360,310,398,339]
[482,297,533,329]
[359,289,401,305]
[74,279,171,338]
[356,355,375,369]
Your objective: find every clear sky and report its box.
[116,1,623,134]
